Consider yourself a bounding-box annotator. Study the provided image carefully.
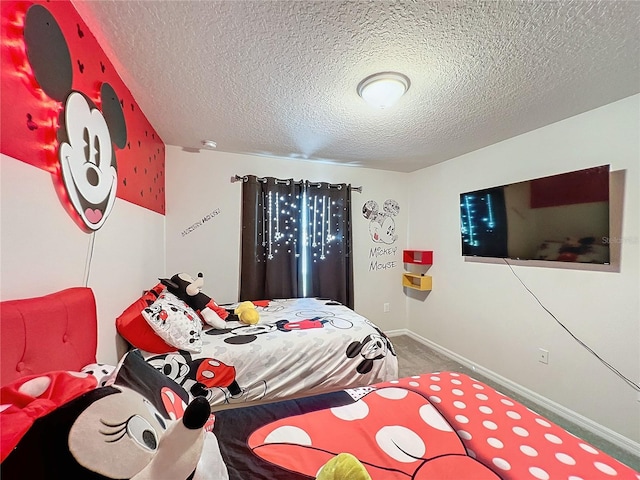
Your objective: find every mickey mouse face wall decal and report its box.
[363,199,400,245]
[58,91,117,229]
[24,4,127,231]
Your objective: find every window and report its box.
[240,175,354,308]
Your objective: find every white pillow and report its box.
[141,290,203,353]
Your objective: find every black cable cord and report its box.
[504,259,640,392]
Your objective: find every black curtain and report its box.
[240,175,354,308]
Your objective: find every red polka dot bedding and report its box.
[211,372,639,479]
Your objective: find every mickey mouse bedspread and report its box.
[139,298,399,408]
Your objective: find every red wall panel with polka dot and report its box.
[1,0,165,224]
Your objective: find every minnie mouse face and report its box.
[1,384,209,479]
[1,352,218,479]
[68,386,170,477]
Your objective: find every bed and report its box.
[115,283,399,408]
[211,372,640,479]
[2,288,638,479]
[0,287,98,386]
[1,287,225,479]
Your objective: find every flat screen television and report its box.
[460,165,610,264]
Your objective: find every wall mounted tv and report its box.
[460,165,610,264]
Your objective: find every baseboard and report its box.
[387,328,640,457]
[384,329,408,338]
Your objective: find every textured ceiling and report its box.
[71,0,640,173]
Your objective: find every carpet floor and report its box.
[391,334,640,471]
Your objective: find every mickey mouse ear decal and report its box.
[23,5,72,102]
[24,5,127,232]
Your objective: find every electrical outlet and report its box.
[383,302,390,313]
[538,348,549,364]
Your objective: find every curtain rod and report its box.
[230,175,362,193]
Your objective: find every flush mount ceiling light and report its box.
[201,140,217,149]
[357,72,411,109]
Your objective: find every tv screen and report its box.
[460,165,610,264]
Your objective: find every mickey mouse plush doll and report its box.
[160,273,229,329]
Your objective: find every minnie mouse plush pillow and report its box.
[0,350,224,479]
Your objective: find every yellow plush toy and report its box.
[316,453,372,480]
[234,301,260,325]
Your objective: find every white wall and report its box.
[406,95,640,443]
[164,147,408,333]
[0,155,165,364]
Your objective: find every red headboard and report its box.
[0,287,98,386]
